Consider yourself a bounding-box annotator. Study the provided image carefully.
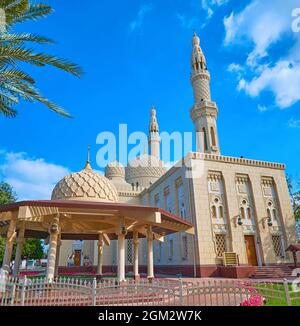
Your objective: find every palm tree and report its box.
[0,0,83,118]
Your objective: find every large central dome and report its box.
[51,162,119,203]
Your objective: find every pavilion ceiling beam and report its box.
[101,233,110,246]
[135,227,164,242]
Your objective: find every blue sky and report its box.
[1,0,300,199]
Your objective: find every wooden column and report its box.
[117,233,125,282]
[133,231,140,280]
[54,235,62,276]
[2,218,17,275]
[147,225,154,280]
[97,234,104,275]
[13,222,26,277]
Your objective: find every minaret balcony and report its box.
[190,101,218,120]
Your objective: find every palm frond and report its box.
[6,3,53,25]
[0,33,54,45]
[0,45,83,77]
[0,1,83,118]
[0,76,72,117]
[0,66,35,83]
[0,94,17,117]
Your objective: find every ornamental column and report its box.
[1,218,17,275]
[147,225,154,280]
[13,222,26,277]
[133,231,140,280]
[46,215,60,281]
[97,233,104,276]
[54,235,62,276]
[117,233,126,282]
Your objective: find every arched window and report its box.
[211,127,216,147]
[247,207,251,220]
[202,127,208,151]
[240,207,245,219]
[212,205,217,219]
[219,206,224,219]
[272,209,277,221]
[267,208,271,221]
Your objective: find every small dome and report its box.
[51,166,119,203]
[105,161,125,180]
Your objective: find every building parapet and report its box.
[187,152,285,170]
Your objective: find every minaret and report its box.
[148,105,161,160]
[190,32,220,155]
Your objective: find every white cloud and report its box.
[224,0,300,109]
[257,104,268,113]
[176,13,199,29]
[202,0,229,18]
[239,61,300,108]
[0,151,70,200]
[288,118,300,128]
[129,3,154,32]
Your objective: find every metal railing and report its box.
[0,276,299,306]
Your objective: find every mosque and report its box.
[0,34,298,279]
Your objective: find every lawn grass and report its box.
[255,283,300,306]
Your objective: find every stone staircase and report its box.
[249,265,294,279]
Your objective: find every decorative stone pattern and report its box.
[125,154,166,188]
[51,169,119,202]
[105,161,125,179]
[192,76,211,102]
[235,174,257,235]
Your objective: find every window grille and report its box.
[272,235,283,257]
[182,236,188,260]
[215,234,226,258]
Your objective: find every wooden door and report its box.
[74,250,81,267]
[244,235,258,266]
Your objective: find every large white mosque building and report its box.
[53,33,298,278]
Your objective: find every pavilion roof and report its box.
[0,200,194,240]
[286,244,300,252]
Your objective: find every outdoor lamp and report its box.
[237,216,243,226]
[267,217,273,227]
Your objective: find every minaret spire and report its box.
[190,32,220,155]
[148,105,161,160]
[83,145,92,170]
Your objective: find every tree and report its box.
[0,181,17,263]
[287,175,300,221]
[0,0,83,118]
[21,239,43,259]
[0,181,44,264]
[0,181,17,204]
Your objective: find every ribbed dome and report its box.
[51,166,119,203]
[128,154,163,168]
[105,161,125,180]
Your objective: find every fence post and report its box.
[179,278,184,306]
[10,279,16,306]
[283,279,292,306]
[92,278,97,306]
[20,276,27,306]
